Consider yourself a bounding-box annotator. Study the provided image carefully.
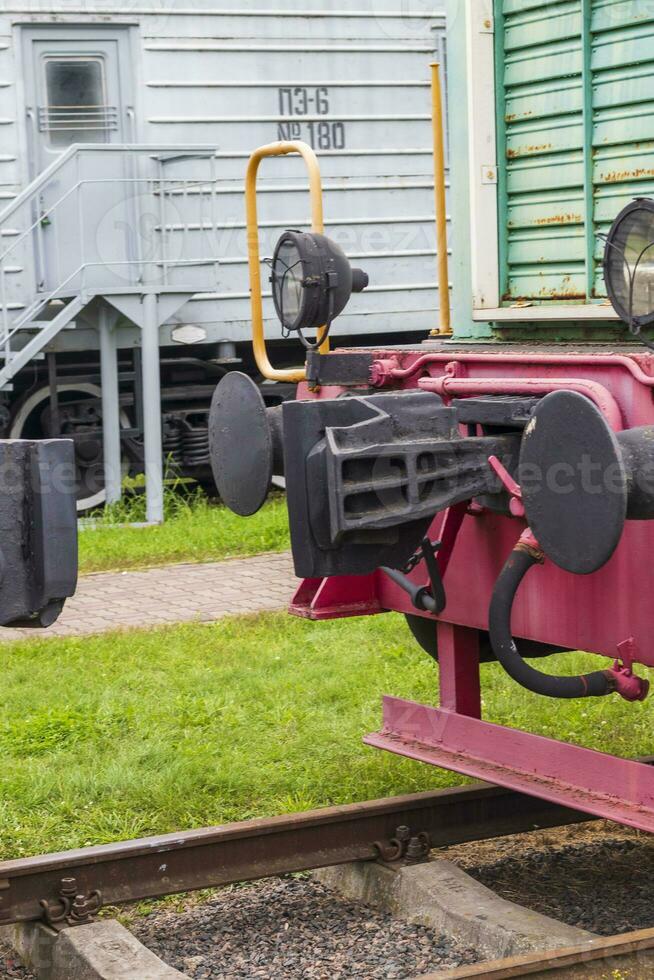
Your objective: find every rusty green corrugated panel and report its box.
[499,0,585,301]
[498,0,654,305]
[591,1,654,297]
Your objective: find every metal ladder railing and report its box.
[0,143,221,390]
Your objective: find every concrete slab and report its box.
[316,859,595,961]
[2,919,189,980]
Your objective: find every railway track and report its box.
[425,931,654,979]
[0,783,595,927]
[2,782,654,978]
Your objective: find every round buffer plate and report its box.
[208,372,273,517]
[520,390,627,575]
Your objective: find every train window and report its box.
[41,57,116,147]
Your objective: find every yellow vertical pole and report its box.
[430,62,452,337]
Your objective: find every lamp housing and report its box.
[270,231,368,338]
[603,197,654,329]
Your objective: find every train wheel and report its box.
[10,382,131,513]
[405,614,439,661]
[405,615,492,662]
[405,615,567,665]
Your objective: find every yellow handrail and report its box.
[430,62,453,337]
[245,140,329,383]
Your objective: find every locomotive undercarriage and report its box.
[2,348,297,512]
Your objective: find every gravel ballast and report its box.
[0,943,34,979]
[443,821,654,936]
[131,876,479,979]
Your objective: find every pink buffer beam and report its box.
[290,348,654,833]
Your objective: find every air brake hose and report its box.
[488,539,614,700]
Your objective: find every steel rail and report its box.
[418,928,654,979]
[0,782,599,927]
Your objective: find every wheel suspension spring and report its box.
[182,427,210,467]
[162,423,184,469]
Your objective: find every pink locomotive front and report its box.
[209,151,654,833]
[294,347,654,672]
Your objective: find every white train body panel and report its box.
[0,2,446,350]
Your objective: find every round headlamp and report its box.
[603,198,654,330]
[270,231,368,348]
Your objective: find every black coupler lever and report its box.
[381,538,447,614]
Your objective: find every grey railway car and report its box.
[0,2,447,514]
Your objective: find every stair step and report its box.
[0,352,44,362]
[22,319,77,332]
[1,266,22,274]
[0,293,85,388]
[0,229,20,238]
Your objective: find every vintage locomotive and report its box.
[208,29,654,832]
[211,0,654,830]
[211,200,654,831]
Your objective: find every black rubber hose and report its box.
[488,545,614,699]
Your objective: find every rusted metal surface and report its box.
[0,784,598,927]
[40,877,103,932]
[498,0,654,305]
[500,0,587,302]
[366,697,654,833]
[416,928,654,978]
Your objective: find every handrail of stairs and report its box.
[0,143,221,388]
[0,143,218,225]
[0,145,79,226]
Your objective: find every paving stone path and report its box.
[1,551,298,641]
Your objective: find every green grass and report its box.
[79,492,290,575]
[1,610,654,859]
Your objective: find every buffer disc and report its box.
[208,372,272,516]
[520,390,626,575]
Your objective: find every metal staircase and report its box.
[0,143,220,390]
[4,296,86,382]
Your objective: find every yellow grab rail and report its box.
[245,140,329,383]
[430,62,453,337]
